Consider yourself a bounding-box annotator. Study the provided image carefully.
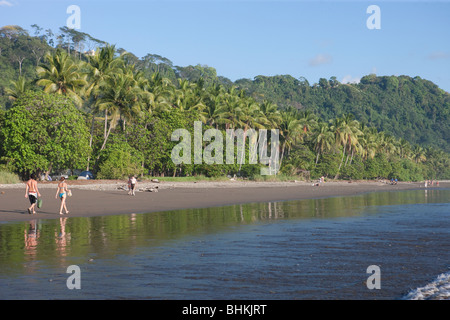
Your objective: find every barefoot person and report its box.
[128,175,137,196]
[25,174,41,214]
[55,177,70,215]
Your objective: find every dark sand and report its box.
[0,180,438,223]
[0,180,449,301]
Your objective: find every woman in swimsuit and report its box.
[25,173,41,214]
[55,177,70,215]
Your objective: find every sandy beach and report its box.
[0,179,442,223]
[0,179,449,300]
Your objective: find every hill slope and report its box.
[1,25,449,152]
[235,74,450,152]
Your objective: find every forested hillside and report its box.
[236,74,450,152]
[1,25,448,153]
[1,25,449,181]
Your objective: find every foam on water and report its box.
[403,271,450,300]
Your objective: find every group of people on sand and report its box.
[312,176,325,187]
[424,179,439,188]
[25,174,71,215]
[24,173,139,215]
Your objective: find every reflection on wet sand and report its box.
[55,217,70,258]
[1,189,448,277]
[0,189,448,299]
[24,220,39,260]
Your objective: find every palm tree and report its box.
[147,72,174,114]
[297,110,318,135]
[360,126,378,161]
[344,121,363,166]
[95,71,143,153]
[239,98,268,131]
[36,49,87,106]
[397,138,412,160]
[412,145,427,163]
[204,85,227,128]
[330,113,361,176]
[379,133,397,156]
[278,109,302,166]
[312,121,334,165]
[229,98,267,171]
[84,45,124,170]
[330,116,350,172]
[219,87,244,129]
[5,76,28,101]
[260,100,282,129]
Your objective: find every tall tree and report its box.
[36,49,87,106]
[95,70,143,154]
[312,121,334,165]
[85,45,124,169]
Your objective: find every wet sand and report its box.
[0,179,439,223]
[0,181,449,301]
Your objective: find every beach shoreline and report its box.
[0,179,446,223]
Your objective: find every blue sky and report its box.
[1,0,450,92]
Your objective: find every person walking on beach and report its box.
[55,177,70,215]
[128,175,137,196]
[25,173,41,214]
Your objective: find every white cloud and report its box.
[341,75,360,84]
[0,0,13,7]
[427,51,450,60]
[309,54,332,67]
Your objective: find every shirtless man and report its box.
[25,174,41,214]
[128,175,137,196]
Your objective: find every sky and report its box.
[1,0,450,92]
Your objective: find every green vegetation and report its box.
[1,91,91,178]
[0,25,449,181]
[236,74,450,152]
[0,170,19,184]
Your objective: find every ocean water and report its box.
[0,189,448,300]
[403,271,450,300]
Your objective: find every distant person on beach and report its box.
[25,173,40,214]
[55,177,70,215]
[128,175,137,196]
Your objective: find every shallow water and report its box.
[0,189,449,300]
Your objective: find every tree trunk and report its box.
[238,127,248,173]
[279,142,286,170]
[104,109,108,139]
[96,120,113,160]
[86,114,96,171]
[335,144,346,179]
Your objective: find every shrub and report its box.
[96,137,143,179]
[0,170,20,184]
